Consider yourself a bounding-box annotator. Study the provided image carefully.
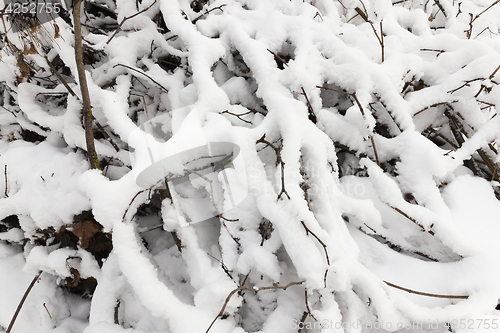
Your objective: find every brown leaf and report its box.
[67,267,81,287]
[17,54,30,79]
[72,220,101,249]
[23,43,37,55]
[54,23,60,39]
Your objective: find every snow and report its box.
[2,0,500,332]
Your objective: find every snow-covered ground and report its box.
[1,0,500,332]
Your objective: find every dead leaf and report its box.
[23,43,37,55]
[67,267,80,287]
[54,23,60,39]
[17,54,30,79]
[72,220,101,249]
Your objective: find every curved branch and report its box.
[384,281,468,299]
[6,272,42,333]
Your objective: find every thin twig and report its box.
[221,110,253,124]
[471,0,500,24]
[186,169,239,222]
[114,64,168,93]
[43,303,52,320]
[380,20,384,62]
[476,148,500,182]
[43,55,76,96]
[420,48,446,57]
[384,281,468,299]
[4,165,8,198]
[414,101,458,116]
[205,281,304,333]
[192,4,226,23]
[356,3,384,62]
[106,0,157,44]
[300,87,317,123]
[301,221,330,265]
[447,78,483,94]
[426,127,459,149]
[351,92,381,166]
[44,55,120,152]
[433,0,447,18]
[114,300,120,324]
[474,64,500,97]
[315,86,381,165]
[304,290,317,321]
[122,189,147,221]
[138,223,164,234]
[93,118,120,152]
[6,271,42,333]
[389,205,434,235]
[84,0,117,18]
[256,135,290,200]
[315,85,350,95]
[207,252,233,280]
[267,49,289,68]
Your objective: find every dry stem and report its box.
[221,109,253,124]
[301,221,330,265]
[107,0,158,44]
[6,271,42,333]
[193,4,226,23]
[44,55,120,152]
[205,281,304,333]
[256,135,290,200]
[301,87,317,123]
[384,281,468,299]
[114,64,168,93]
[4,165,8,198]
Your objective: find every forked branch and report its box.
[107,0,158,44]
[256,134,290,200]
[205,281,304,333]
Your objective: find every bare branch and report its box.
[122,189,148,221]
[301,221,330,265]
[193,4,226,24]
[433,0,447,18]
[267,49,289,68]
[384,280,468,299]
[389,205,434,235]
[300,87,317,123]
[114,64,169,93]
[74,0,100,169]
[205,281,304,333]
[107,0,158,44]
[256,135,290,200]
[6,271,42,333]
[4,165,8,198]
[414,101,458,116]
[221,110,253,124]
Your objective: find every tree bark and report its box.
[73,0,100,169]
